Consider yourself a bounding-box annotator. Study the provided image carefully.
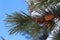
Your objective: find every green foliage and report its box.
[5,0,60,40]
[53,30,60,40]
[5,12,56,40]
[5,12,41,37]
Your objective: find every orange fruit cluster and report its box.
[32,14,54,27]
[44,14,54,21]
[33,14,54,23]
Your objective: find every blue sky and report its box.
[0,0,28,40]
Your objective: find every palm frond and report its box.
[5,12,41,37]
[53,30,60,40]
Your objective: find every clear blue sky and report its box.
[0,0,29,40]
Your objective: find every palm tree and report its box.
[5,0,60,40]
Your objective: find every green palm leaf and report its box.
[5,12,42,37]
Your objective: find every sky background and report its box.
[0,0,29,40]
